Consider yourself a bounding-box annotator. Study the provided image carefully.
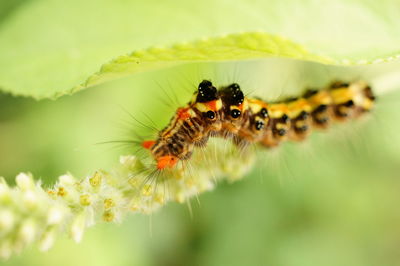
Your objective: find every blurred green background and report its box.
[1,59,400,266]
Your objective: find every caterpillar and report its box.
[141,80,375,170]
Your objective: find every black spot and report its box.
[331,82,350,89]
[365,86,376,101]
[315,104,328,113]
[255,121,264,130]
[343,100,354,107]
[298,111,309,120]
[260,108,268,118]
[205,110,215,119]
[303,89,318,98]
[285,97,298,102]
[281,114,289,123]
[276,128,287,136]
[230,109,241,118]
[167,143,177,152]
[316,117,329,124]
[196,80,218,103]
[297,125,308,132]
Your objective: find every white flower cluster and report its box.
[0,139,254,259]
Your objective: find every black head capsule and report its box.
[228,83,244,105]
[196,80,218,103]
[220,83,244,106]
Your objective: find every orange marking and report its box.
[206,100,217,111]
[157,155,178,169]
[142,140,156,149]
[177,107,191,120]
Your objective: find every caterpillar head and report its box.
[196,80,218,103]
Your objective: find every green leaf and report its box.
[0,0,399,99]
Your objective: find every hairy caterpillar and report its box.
[141,80,375,170]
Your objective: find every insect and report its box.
[141,80,375,170]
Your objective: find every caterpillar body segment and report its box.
[143,80,375,170]
[304,89,333,129]
[238,98,269,144]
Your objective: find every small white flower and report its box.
[22,191,38,209]
[38,228,56,252]
[0,210,15,233]
[58,174,75,186]
[16,173,34,191]
[0,178,10,201]
[18,219,37,245]
[47,207,65,225]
